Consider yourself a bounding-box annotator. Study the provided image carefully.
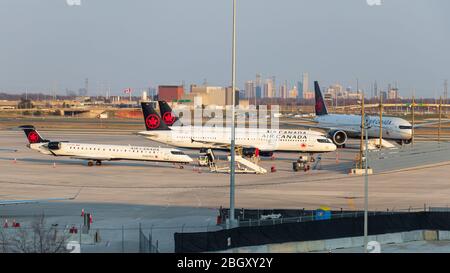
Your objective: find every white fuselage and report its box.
[29,142,193,164]
[315,114,413,141]
[138,126,337,153]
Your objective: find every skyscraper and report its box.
[302,73,309,94]
[255,74,262,99]
[264,78,274,98]
[279,82,288,99]
[297,81,303,102]
[245,80,255,99]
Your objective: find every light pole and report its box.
[364,121,370,253]
[228,0,237,229]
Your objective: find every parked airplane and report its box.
[19,125,193,166]
[137,102,336,159]
[288,81,414,147]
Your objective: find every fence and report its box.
[218,207,429,228]
[174,211,450,253]
[138,224,159,253]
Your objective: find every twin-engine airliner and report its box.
[137,102,336,158]
[289,81,414,147]
[19,125,193,166]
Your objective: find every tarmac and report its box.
[1,128,450,252]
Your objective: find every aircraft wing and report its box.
[71,156,112,161]
[282,121,360,134]
[190,138,231,149]
[190,138,274,150]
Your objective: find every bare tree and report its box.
[0,215,69,253]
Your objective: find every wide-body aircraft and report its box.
[290,81,414,147]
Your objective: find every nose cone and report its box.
[185,156,194,162]
[329,143,337,152]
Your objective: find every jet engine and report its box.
[329,130,347,146]
[47,141,62,150]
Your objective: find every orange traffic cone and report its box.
[12,219,16,228]
[53,162,56,168]
[81,208,85,217]
[13,158,17,164]
[89,214,93,224]
[3,219,8,228]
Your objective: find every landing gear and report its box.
[87,160,101,167]
[396,139,411,146]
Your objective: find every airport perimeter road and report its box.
[1,129,450,211]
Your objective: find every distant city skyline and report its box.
[0,0,449,97]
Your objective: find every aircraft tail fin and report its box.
[314,81,329,116]
[158,101,180,126]
[140,102,171,131]
[19,125,49,144]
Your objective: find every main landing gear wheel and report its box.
[95,161,102,166]
[88,161,94,167]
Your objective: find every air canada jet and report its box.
[137,102,336,159]
[288,81,416,147]
[19,125,193,166]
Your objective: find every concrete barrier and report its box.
[438,231,450,240]
[423,230,438,241]
[219,230,450,253]
[267,242,299,253]
[402,231,423,242]
[325,237,354,250]
[234,245,268,253]
[375,233,403,244]
[305,240,326,252]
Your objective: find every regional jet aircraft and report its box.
[137,102,336,159]
[19,125,192,166]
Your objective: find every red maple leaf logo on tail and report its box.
[315,100,323,113]
[28,132,39,143]
[162,112,175,125]
[146,114,160,129]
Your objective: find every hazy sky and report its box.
[0,0,449,97]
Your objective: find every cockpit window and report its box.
[399,125,412,130]
[171,151,185,155]
[317,138,331,143]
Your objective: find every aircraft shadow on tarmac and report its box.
[0,157,187,169]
